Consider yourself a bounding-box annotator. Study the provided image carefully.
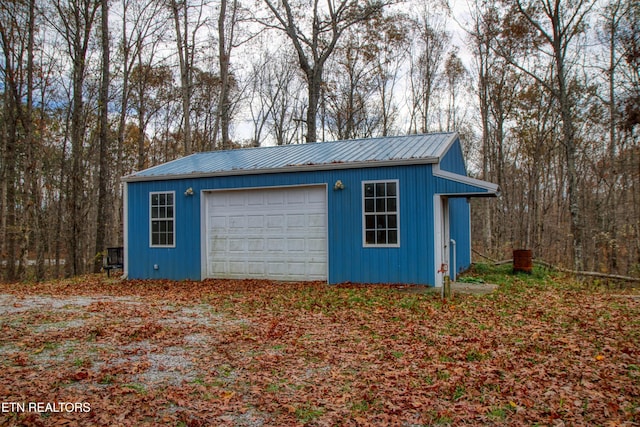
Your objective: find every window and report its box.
[150,192,175,247]
[363,181,399,246]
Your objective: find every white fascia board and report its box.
[433,163,500,195]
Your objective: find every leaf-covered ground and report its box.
[0,265,638,426]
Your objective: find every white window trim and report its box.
[362,180,400,248]
[149,191,176,248]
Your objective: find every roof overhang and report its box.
[122,156,440,183]
[433,164,500,197]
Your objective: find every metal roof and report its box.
[124,132,459,182]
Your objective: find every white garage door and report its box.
[204,186,327,281]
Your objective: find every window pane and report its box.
[365,215,375,230]
[386,182,396,196]
[364,183,374,197]
[151,193,174,246]
[387,197,397,212]
[365,199,374,212]
[366,231,376,244]
[362,182,399,246]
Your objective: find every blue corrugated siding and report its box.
[449,197,472,276]
[127,164,442,285]
[127,180,202,280]
[439,139,467,175]
[326,166,436,285]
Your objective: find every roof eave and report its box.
[122,157,440,183]
[432,164,500,196]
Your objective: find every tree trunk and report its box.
[64,0,99,277]
[94,0,110,273]
[171,0,192,155]
[2,100,18,281]
[306,69,322,142]
[556,52,583,271]
[25,0,43,280]
[217,0,235,150]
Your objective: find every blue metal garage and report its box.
[123,132,498,286]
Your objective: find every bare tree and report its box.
[324,30,379,140]
[115,0,165,167]
[93,0,110,273]
[0,0,37,279]
[443,48,466,132]
[131,63,174,169]
[247,44,306,145]
[407,5,450,134]
[323,13,407,140]
[169,0,207,155]
[498,0,597,271]
[50,0,100,276]
[260,0,388,142]
[215,0,237,150]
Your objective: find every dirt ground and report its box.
[0,276,637,426]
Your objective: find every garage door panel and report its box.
[267,262,286,275]
[248,262,265,274]
[267,238,286,252]
[287,239,305,251]
[229,216,246,229]
[286,214,306,229]
[266,215,285,229]
[211,216,227,228]
[247,216,264,228]
[267,191,285,205]
[308,239,326,253]
[229,261,246,274]
[308,214,325,227]
[286,191,305,205]
[248,238,264,251]
[228,238,246,252]
[211,238,226,251]
[205,186,327,281]
[308,190,325,204]
[289,262,306,275]
[307,262,326,276]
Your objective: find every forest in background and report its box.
[1,0,638,281]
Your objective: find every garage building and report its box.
[123,132,498,287]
